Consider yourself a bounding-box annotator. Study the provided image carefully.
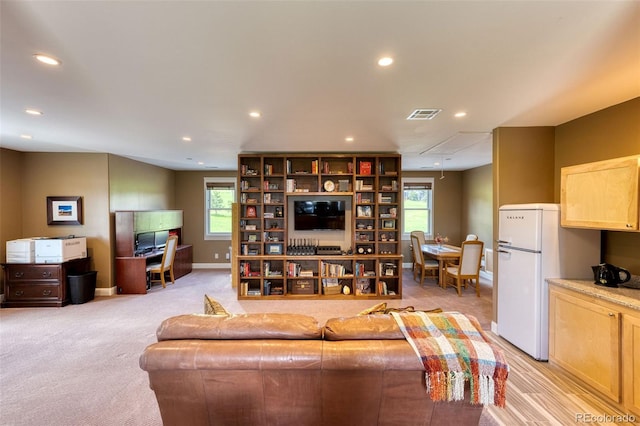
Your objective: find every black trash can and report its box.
[68,271,97,304]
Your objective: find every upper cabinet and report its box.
[561,155,640,231]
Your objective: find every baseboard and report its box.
[194,263,231,270]
[96,286,116,297]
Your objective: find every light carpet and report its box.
[0,268,496,425]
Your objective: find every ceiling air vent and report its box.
[407,109,442,120]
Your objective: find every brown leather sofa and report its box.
[140,313,486,426]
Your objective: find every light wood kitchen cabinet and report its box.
[623,314,640,416]
[561,154,640,231]
[549,286,621,402]
[549,283,640,416]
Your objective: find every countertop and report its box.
[547,278,640,311]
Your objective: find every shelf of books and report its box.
[237,255,402,299]
[237,153,402,300]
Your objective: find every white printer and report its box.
[34,236,87,263]
[5,238,40,263]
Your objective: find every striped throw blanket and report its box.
[391,311,508,407]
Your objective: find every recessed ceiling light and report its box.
[182,136,192,142]
[20,134,33,139]
[378,57,393,67]
[345,136,354,142]
[34,54,61,66]
[25,108,43,116]
[434,162,441,166]
[249,111,261,118]
[454,112,467,118]
[197,161,204,165]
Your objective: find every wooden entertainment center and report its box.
[115,210,192,294]
[237,153,402,299]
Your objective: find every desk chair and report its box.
[147,235,178,288]
[443,240,484,296]
[411,234,439,286]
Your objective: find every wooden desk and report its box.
[421,244,461,285]
[115,244,192,294]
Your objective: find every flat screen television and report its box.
[294,200,345,231]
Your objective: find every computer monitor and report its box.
[154,230,169,250]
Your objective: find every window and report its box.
[204,178,235,240]
[402,177,434,240]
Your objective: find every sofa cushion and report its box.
[156,313,322,341]
[323,307,443,341]
[323,315,406,340]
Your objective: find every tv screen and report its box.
[294,200,345,230]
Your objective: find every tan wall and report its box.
[555,97,640,274]
[493,126,556,210]
[19,153,112,289]
[0,149,25,293]
[461,164,493,251]
[175,170,236,264]
[108,155,175,211]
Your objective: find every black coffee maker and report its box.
[592,263,631,287]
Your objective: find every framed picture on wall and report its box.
[47,196,83,225]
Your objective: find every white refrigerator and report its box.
[497,203,600,361]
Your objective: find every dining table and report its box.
[421,244,461,286]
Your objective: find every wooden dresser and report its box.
[1,257,91,308]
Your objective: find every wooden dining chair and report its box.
[411,234,439,286]
[443,240,484,296]
[146,235,178,288]
[409,231,426,271]
[465,234,479,241]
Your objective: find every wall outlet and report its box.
[214,253,219,259]
[225,252,230,260]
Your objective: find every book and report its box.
[359,161,372,175]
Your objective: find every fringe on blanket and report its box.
[427,372,506,407]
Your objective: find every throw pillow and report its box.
[357,302,387,315]
[204,295,230,316]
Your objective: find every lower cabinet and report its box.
[549,284,640,416]
[623,314,640,416]
[1,257,91,307]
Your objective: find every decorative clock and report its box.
[323,180,335,192]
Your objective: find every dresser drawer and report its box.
[6,265,60,281]
[8,283,60,299]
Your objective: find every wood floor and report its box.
[421,271,640,425]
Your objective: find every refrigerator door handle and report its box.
[496,239,510,245]
[497,248,511,254]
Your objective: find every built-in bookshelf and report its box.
[237,153,402,299]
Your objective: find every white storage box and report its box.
[35,237,87,263]
[6,238,39,263]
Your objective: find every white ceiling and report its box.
[1,1,638,172]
